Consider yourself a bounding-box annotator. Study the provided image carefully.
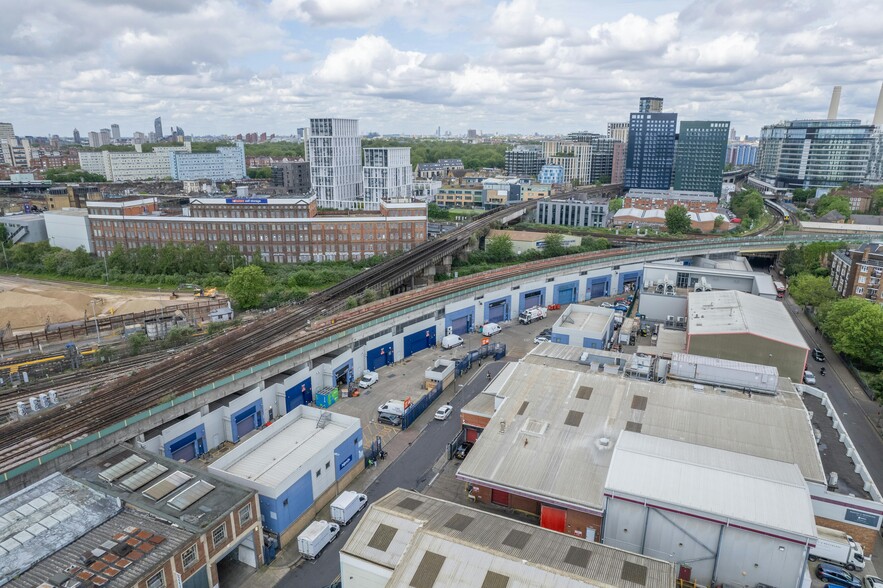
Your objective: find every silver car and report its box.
[803,370,816,385]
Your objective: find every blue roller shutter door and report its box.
[367,343,394,371]
[590,280,607,299]
[285,379,312,412]
[233,405,261,441]
[488,301,507,323]
[523,291,542,309]
[168,432,200,462]
[451,316,470,335]
[404,329,436,358]
[557,287,577,305]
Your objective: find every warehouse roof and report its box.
[555,304,614,334]
[343,489,676,588]
[208,405,360,497]
[687,290,808,349]
[605,432,817,540]
[456,358,823,514]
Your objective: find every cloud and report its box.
[269,0,478,30]
[489,0,568,48]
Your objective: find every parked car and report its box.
[600,302,615,308]
[813,348,826,362]
[816,564,861,588]
[864,576,883,588]
[804,370,816,385]
[615,298,626,304]
[378,413,402,427]
[534,335,550,344]
[434,405,453,421]
[358,371,379,388]
[613,304,629,312]
[454,441,473,459]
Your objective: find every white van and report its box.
[481,323,501,336]
[441,334,464,349]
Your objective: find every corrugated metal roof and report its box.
[605,432,817,539]
[671,352,779,377]
[456,361,824,513]
[343,489,675,588]
[687,290,809,349]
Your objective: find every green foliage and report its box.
[0,224,7,243]
[665,205,692,234]
[485,234,514,262]
[819,298,883,369]
[814,194,851,219]
[713,215,725,230]
[427,203,452,221]
[163,326,194,349]
[779,241,843,277]
[730,190,765,221]
[247,166,272,179]
[361,138,507,169]
[869,188,883,215]
[788,273,838,307]
[542,233,566,257]
[128,332,148,356]
[243,142,305,158]
[608,198,623,215]
[96,346,117,363]
[791,188,816,204]
[226,265,270,309]
[44,166,106,183]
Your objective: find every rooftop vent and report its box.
[501,529,531,550]
[367,523,398,552]
[481,571,510,588]
[563,546,592,568]
[621,561,649,586]
[596,437,611,449]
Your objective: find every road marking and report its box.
[428,472,440,487]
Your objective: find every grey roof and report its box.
[687,290,809,350]
[5,507,191,588]
[605,432,817,540]
[67,443,254,534]
[0,473,122,584]
[342,489,676,588]
[461,391,498,419]
[456,358,824,514]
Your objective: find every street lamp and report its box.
[90,299,102,344]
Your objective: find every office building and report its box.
[728,142,758,166]
[505,144,544,176]
[674,120,730,197]
[87,131,99,148]
[110,123,120,142]
[0,137,32,168]
[639,96,663,113]
[0,122,13,142]
[87,196,427,262]
[537,164,565,185]
[307,117,362,203]
[132,131,146,144]
[99,128,111,146]
[154,116,163,140]
[169,142,246,181]
[624,112,678,190]
[363,147,413,202]
[435,187,483,208]
[72,128,81,145]
[271,160,311,194]
[536,198,609,228]
[831,242,883,301]
[542,134,615,185]
[607,122,630,143]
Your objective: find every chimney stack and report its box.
[874,82,883,127]
[827,86,842,120]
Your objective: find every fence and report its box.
[0,298,230,352]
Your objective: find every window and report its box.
[181,544,198,568]
[856,287,864,295]
[147,571,165,588]
[316,468,322,477]
[325,461,331,469]
[239,503,252,525]
[212,524,227,547]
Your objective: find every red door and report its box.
[491,489,510,506]
[540,505,566,532]
[465,428,479,443]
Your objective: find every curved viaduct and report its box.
[1,231,878,491]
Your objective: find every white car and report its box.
[434,405,453,421]
[864,576,883,588]
[358,371,379,388]
[534,335,550,344]
[803,370,816,385]
[600,302,615,308]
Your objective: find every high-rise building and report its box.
[673,121,730,197]
[607,122,629,144]
[505,145,544,176]
[99,128,111,146]
[88,131,100,148]
[132,131,146,144]
[73,128,81,145]
[543,134,615,185]
[307,118,362,203]
[639,97,664,113]
[154,117,163,140]
[111,124,120,142]
[363,147,413,202]
[757,119,874,189]
[169,142,246,181]
[611,142,626,185]
[467,129,478,139]
[271,161,311,194]
[0,122,14,142]
[624,112,678,190]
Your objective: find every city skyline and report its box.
[2,0,883,137]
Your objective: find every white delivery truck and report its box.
[808,526,866,570]
[441,334,464,349]
[518,306,548,325]
[378,400,406,416]
[297,520,340,560]
[330,491,368,525]
[481,323,502,336]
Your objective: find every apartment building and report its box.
[169,142,246,181]
[831,242,883,301]
[435,187,483,208]
[505,145,544,176]
[536,199,608,228]
[307,118,362,203]
[542,135,616,185]
[271,160,311,194]
[673,121,730,197]
[363,147,413,202]
[79,144,190,181]
[624,112,677,190]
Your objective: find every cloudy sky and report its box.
[2,0,882,138]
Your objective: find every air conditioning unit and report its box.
[29,397,40,412]
[676,317,686,324]
[48,390,58,404]
[39,393,50,408]
[16,401,27,417]
[446,326,453,336]
[666,315,675,322]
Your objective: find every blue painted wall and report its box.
[618,270,643,293]
[230,399,263,443]
[164,424,207,460]
[259,470,314,536]
[334,428,363,480]
[553,281,580,305]
[445,307,475,335]
[551,333,570,345]
[285,377,312,413]
[587,276,611,299]
[404,327,437,358]
[518,288,545,313]
[484,295,512,322]
[366,343,394,371]
[582,336,605,349]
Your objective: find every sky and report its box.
[2,0,882,138]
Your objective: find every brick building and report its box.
[831,242,883,301]
[624,188,718,213]
[86,196,426,262]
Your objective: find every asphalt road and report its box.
[784,296,883,488]
[280,362,506,587]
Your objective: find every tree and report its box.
[0,224,7,243]
[542,233,566,257]
[247,166,272,179]
[608,198,623,215]
[713,215,725,231]
[427,203,452,221]
[869,188,883,215]
[780,243,805,277]
[44,166,106,183]
[820,299,883,368]
[814,194,851,219]
[128,332,148,356]
[486,234,515,262]
[665,205,691,234]
[730,190,764,220]
[788,273,837,307]
[226,265,270,309]
[791,188,816,204]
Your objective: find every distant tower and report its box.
[639,97,664,113]
[154,117,163,140]
[827,86,842,120]
[73,128,81,144]
[307,118,362,203]
[874,82,883,127]
[111,124,120,141]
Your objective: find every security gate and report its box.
[523,290,543,309]
[557,286,577,305]
[487,300,507,323]
[450,315,471,335]
[590,280,608,299]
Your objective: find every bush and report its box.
[163,326,194,349]
[128,332,148,356]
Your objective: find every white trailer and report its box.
[808,526,866,570]
[619,318,635,345]
[330,491,368,526]
[297,520,340,560]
